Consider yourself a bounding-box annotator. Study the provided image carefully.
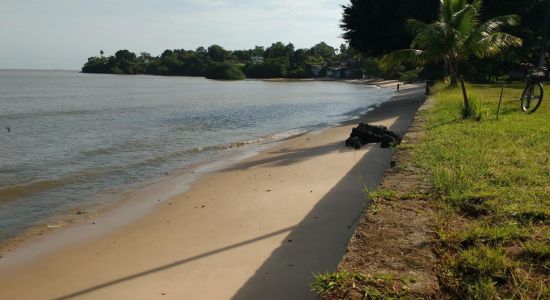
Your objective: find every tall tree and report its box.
[308,42,336,62]
[382,0,522,84]
[113,50,138,74]
[207,45,227,62]
[265,42,293,59]
[251,46,265,57]
[340,0,440,56]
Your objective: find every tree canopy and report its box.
[341,0,550,82]
[82,42,352,80]
[382,0,522,84]
[341,0,440,56]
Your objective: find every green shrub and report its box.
[461,94,489,120]
[363,57,381,78]
[399,69,419,83]
[456,246,511,280]
[205,62,245,80]
[287,67,309,78]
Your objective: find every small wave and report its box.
[0,168,113,203]
[0,179,67,202]
[0,128,308,204]
[122,128,309,169]
[1,108,102,120]
[79,140,153,157]
[215,128,308,150]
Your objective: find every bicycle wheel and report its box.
[521,82,544,113]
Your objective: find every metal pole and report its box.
[539,0,550,67]
[460,76,470,117]
[497,83,504,120]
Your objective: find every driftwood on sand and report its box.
[345,123,401,149]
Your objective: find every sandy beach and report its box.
[0,83,425,300]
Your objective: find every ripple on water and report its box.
[0,70,393,243]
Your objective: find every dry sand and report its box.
[0,83,425,300]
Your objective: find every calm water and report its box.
[0,70,392,243]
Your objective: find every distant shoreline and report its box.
[261,77,402,86]
[0,68,80,72]
[0,69,405,89]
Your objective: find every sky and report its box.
[0,0,348,70]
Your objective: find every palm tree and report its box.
[382,0,522,85]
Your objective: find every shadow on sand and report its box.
[230,86,426,299]
[53,86,425,300]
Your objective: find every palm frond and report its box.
[452,0,467,13]
[386,0,521,78]
[464,15,521,52]
[405,19,428,35]
[411,22,454,52]
[469,33,523,58]
[477,15,521,34]
[381,49,423,70]
[450,4,478,35]
[440,0,453,23]
[381,49,443,71]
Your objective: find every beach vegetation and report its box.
[311,270,419,299]
[207,44,228,62]
[319,83,549,299]
[341,0,549,83]
[415,83,550,298]
[398,69,420,84]
[205,62,245,80]
[82,41,368,80]
[341,0,440,56]
[381,0,522,85]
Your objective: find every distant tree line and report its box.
[82,42,361,80]
[341,0,550,82]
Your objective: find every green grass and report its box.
[309,82,548,299]
[415,82,550,299]
[311,271,415,299]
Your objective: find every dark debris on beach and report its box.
[345,123,401,149]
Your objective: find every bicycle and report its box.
[520,63,546,113]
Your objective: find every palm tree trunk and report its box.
[459,76,470,118]
[450,69,458,86]
[448,57,458,86]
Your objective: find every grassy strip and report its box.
[310,82,548,299]
[415,83,549,299]
[312,270,420,300]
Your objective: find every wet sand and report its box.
[0,83,425,300]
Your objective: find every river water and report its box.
[0,70,392,243]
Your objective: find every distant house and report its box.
[250,56,264,64]
[344,59,365,79]
[327,61,365,79]
[327,63,347,79]
[309,63,326,77]
[326,67,343,78]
